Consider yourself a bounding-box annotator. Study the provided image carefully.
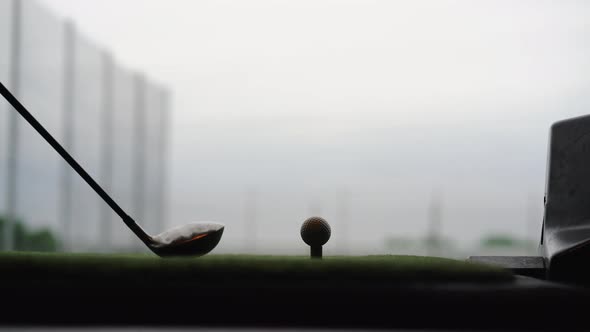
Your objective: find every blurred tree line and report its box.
[384,236,457,257]
[480,234,536,250]
[384,233,537,258]
[0,216,60,251]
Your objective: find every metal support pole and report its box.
[338,189,350,255]
[244,189,257,253]
[426,191,443,256]
[132,74,146,246]
[99,52,114,251]
[157,89,170,233]
[60,21,75,251]
[4,0,22,251]
[308,200,322,216]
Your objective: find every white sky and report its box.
[34,0,590,254]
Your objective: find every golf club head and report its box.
[541,114,590,282]
[149,222,225,257]
[470,114,590,283]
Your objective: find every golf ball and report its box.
[301,216,331,246]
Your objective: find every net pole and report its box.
[99,52,114,251]
[59,21,75,251]
[157,88,170,234]
[132,74,146,250]
[4,0,22,251]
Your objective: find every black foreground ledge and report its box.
[1,252,590,330]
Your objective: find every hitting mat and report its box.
[4,251,590,330]
[0,251,512,284]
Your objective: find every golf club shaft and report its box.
[0,82,151,244]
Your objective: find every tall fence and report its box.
[0,0,170,252]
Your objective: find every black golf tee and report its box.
[311,245,322,259]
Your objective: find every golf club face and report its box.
[149,222,225,257]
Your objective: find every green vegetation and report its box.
[481,234,534,249]
[0,216,60,252]
[0,252,512,283]
[384,235,457,257]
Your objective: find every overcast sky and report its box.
[25,0,590,253]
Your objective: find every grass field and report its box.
[0,251,512,283]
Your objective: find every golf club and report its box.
[0,82,224,257]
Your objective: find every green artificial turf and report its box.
[0,252,512,285]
